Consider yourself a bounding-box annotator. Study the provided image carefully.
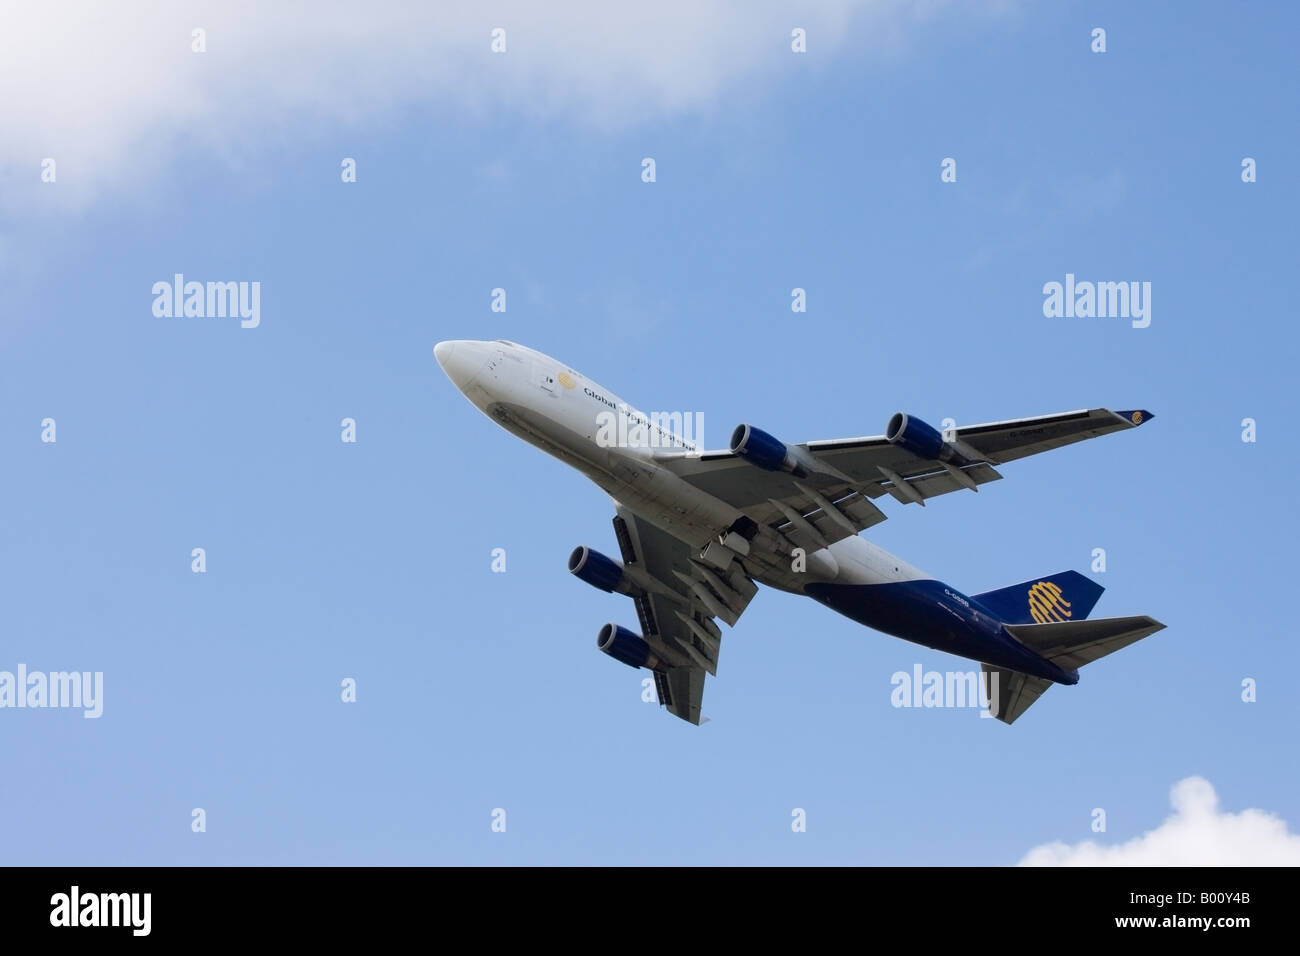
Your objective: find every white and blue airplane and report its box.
[435,339,1165,725]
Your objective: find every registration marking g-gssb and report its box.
[943,588,971,609]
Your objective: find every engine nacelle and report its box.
[568,546,628,593]
[886,412,969,465]
[596,623,662,670]
[730,424,806,476]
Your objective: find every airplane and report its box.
[434,338,1166,725]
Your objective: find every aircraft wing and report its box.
[608,504,758,724]
[658,408,1152,545]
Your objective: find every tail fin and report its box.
[972,570,1104,625]
[985,615,1167,724]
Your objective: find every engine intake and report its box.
[596,623,661,671]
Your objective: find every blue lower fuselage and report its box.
[803,579,1079,684]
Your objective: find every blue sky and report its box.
[2,1,1297,865]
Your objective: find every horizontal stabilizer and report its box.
[1003,615,1166,670]
[980,664,1054,725]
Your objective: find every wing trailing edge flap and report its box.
[761,483,888,551]
[671,558,757,629]
[878,461,1003,504]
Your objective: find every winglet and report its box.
[1114,409,1154,427]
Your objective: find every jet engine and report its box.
[730,424,806,476]
[568,546,630,594]
[596,623,662,671]
[885,412,970,465]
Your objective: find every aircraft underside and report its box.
[435,338,1165,725]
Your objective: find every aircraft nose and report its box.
[434,339,488,390]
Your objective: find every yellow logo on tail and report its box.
[1027,580,1073,623]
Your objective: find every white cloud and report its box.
[1019,777,1300,866]
[0,1,991,209]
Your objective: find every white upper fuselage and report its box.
[434,339,928,595]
